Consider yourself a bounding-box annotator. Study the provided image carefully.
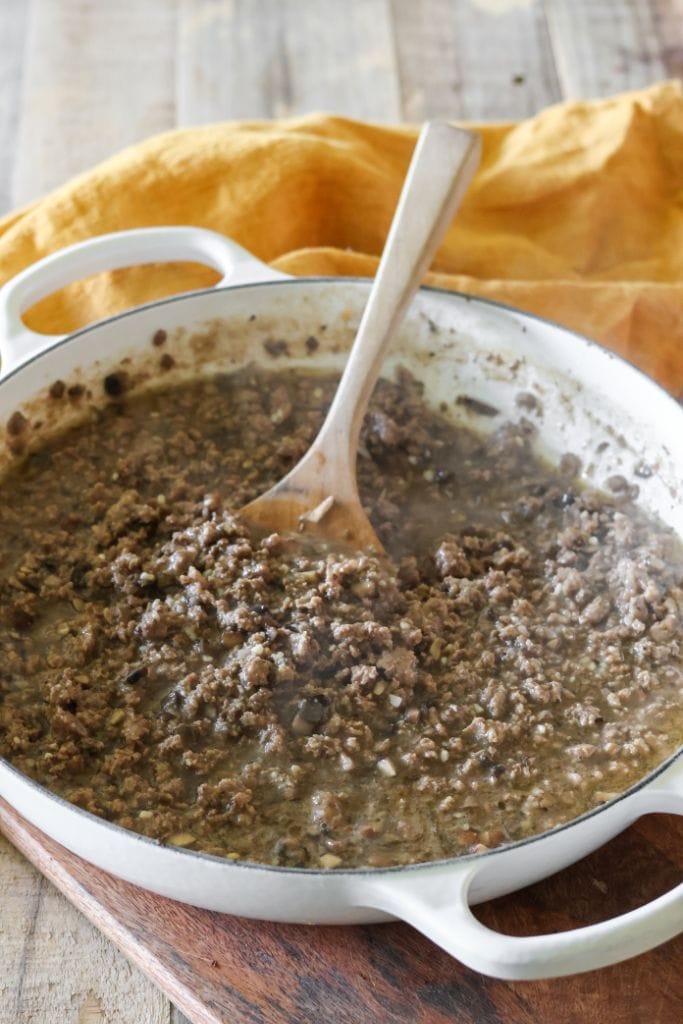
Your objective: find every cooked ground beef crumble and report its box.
[0,366,681,868]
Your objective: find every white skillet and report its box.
[0,225,680,980]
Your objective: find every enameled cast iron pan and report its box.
[0,227,681,979]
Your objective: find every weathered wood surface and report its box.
[177,0,402,124]
[0,0,682,1021]
[391,0,563,120]
[543,0,677,98]
[0,1,30,215]
[1,799,682,1024]
[3,0,682,211]
[10,0,177,209]
[0,829,169,1024]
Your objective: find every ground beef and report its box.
[0,366,681,868]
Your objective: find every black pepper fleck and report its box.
[125,666,147,684]
[103,372,129,398]
[264,338,289,358]
[6,411,27,436]
[455,395,499,417]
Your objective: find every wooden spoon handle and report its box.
[315,122,481,474]
[242,122,481,548]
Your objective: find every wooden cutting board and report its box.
[1,797,681,1024]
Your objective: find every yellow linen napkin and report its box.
[0,81,681,392]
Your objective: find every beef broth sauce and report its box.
[0,366,681,868]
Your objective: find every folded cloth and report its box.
[0,81,681,392]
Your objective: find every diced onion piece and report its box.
[377,757,397,777]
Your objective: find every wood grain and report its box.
[170,1005,192,1024]
[543,0,675,98]
[651,0,683,80]
[0,0,30,215]
[0,833,169,1024]
[1,798,681,1024]
[391,0,562,121]
[177,0,401,124]
[11,0,178,208]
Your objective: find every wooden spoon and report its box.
[243,121,481,551]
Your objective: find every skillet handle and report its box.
[0,226,287,377]
[360,757,683,980]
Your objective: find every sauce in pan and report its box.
[1,365,681,867]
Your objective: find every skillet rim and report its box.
[1,274,681,878]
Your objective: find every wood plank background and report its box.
[0,1,681,1022]
[2,0,682,213]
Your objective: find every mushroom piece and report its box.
[290,693,331,736]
